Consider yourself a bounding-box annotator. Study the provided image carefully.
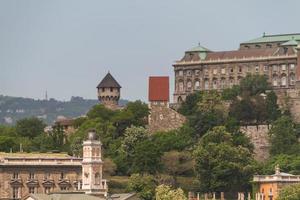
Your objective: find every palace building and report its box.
[173,33,300,103]
[0,130,109,200]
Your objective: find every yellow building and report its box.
[253,165,300,200]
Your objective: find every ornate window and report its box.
[290,73,295,85]
[95,173,101,185]
[290,64,295,70]
[12,187,20,200]
[213,69,218,75]
[29,187,35,194]
[178,70,183,76]
[195,70,200,75]
[212,79,218,89]
[273,65,278,71]
[273,75,278,86]
[221,68,226,74]
[204,79,209,90]
[220,78,226,89]
[238,66,242,73]
[187,80,192,90]
[281,75,287,86]
[187,70,192,76]
[194,80,200,90]
[178,81,184,92]
[255,66,259,73]
[229,77,235,87]
[281,64,286,71]
[29,172,35,180]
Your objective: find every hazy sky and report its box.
[1,0,300,102]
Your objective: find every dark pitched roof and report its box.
[97,73,121,88]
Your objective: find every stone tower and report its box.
[97,72,121,109]
[82,130,107,197]
[148,76,186,133]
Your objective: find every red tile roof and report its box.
[149,76,169,102]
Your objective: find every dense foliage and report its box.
[1,74,300,199]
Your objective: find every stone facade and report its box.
[148,76,186,133]
[148,102,186,133]
[240,125,270,161]
[173,33,300,104]
[0,131,108,200]
[0,154,82,200]
[97,72,121,110]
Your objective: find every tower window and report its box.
[60,172,64,180]
[102,88,105,92]
[110,87,113,92]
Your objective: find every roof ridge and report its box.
[264,33,300,37]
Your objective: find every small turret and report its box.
[96,72,121,109]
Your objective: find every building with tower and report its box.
[148,76,186,133]
[97,72,121,110]
[0,130,140,200]
[173,33,300,103]
[82,130,107,197]
[173,33,300,122]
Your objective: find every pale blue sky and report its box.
[1,0,300,101]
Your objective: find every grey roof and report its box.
[97,73,121,89]
[25,193,105,200]
[25,193,138,200]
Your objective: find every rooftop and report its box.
[0,152,72,158]
[97,72,121,89]
[148,76,169,102]
[241,33,300,44]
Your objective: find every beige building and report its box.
[173,33,300,103]
[253,165,300,200]
[0,130,110,200]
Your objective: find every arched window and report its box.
[178,81,184,92]
[220,78,226,89]
[212,78,218,89]
[229,77,234,87]
[273,75,278,86]
[177,96,183,103]
[204,79,209,90]
[290,73,295,85]
[187,80,192,90]
[281,75,287,86]
[95,173,100,185]
[194,80,200,90]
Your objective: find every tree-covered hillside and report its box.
[0,95,128,125]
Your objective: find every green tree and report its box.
[86,104,115,120]
[127,173,157,200]
[131,139,162,174]
[155,184,187,200]
[269,116,299,156]
[239,74,269,96]
[193,126,255,192]
[178,92,202,116]
[49,124,65,150]
[161,151,194,185]
[16,117,46,138]
[121,126,149,157]
[125,100,150,126]
[278,183,300,200]
[266,91,281,122]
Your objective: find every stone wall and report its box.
[240,125,271,161]
[148,102,186,133]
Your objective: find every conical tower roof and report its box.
[97,72,121,88]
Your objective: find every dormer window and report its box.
[266,44,272,48]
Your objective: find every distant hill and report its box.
[0,95,129,125]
